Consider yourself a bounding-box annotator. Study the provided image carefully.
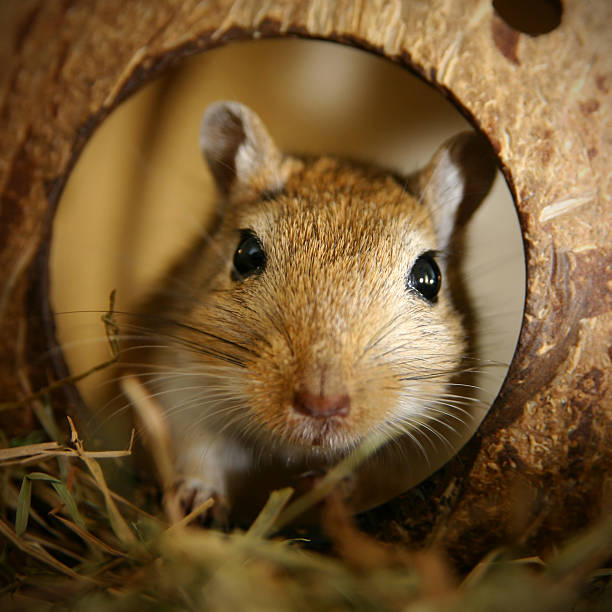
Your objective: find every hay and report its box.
[2,408,610,611]
[0,298,610,610]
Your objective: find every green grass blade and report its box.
[51,482,85,528]
[26,471,62,483]
[15,476,32,536]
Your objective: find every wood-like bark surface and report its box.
[1,0,610,566]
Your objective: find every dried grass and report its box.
[0,298,610,610]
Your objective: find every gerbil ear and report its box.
[200,101,285,197]
[410,132,497,248]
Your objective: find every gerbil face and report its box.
[147,101,496,463]
[188,160,466,459]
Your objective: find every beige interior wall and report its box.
[51,39,524,475]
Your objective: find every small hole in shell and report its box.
[493,0,562,35]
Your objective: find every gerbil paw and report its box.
[171,477,229,528]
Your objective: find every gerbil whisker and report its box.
[435,391,482,404]
[212,409,253,439]
[385,420,431,467]
[394,418,443,452]
[418,395,481,412]
[398,365,486,383]
[399,398,471,426]
[400,391,475,416]
[191,404,246,432]
[164,393,240,419]
[172,320,258,356]
[443,382,486,392]
[118,320,252,367]
[358,313,406,361]
[418,412,464,436]
[410,418,454,451]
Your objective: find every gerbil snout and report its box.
[292,389,351,419]
[290,387,352,450]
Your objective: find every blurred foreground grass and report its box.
[1,409,610,611]
[0,299,610,610]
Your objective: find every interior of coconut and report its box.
[2,8,611,608]
[50,40,525,504]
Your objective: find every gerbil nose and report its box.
[293,389,350,419]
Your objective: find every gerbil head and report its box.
[161,101,496,462]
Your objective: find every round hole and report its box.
[51,39,525,515]
[493,0,563,35]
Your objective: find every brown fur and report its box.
[122,102,495,518]
[167,157,463,451]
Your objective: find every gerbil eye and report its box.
[232,230,266,279]
[408,252,441,302]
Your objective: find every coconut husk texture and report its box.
[0,0,611,605]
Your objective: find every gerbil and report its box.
[123,100,496,520]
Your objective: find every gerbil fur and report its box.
[121,101,496,520]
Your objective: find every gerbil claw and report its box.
[172,477,229,528]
